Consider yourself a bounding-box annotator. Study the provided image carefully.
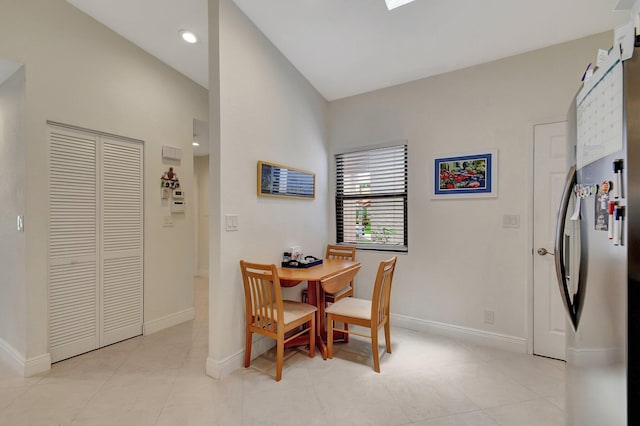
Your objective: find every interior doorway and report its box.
[193,118,210,278]
[533,121,568,361]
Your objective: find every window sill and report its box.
[352,244,408,253]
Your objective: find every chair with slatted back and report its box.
[326,256,397,373]
[240,260,317,381]
[300,244,357,340]
[321,244,357,342]
[301,244,356,303]
[324,244,357,302]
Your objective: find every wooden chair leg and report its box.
[371,328,380,373]
[244,330,252,368]
[309,315,316,358]
[384,321,392,354]
[327,314,334,359]
[276,337,284,382]
[344,322,350,343]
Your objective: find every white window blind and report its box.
[336,144,408,251]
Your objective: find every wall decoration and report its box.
[161,167,180,189]
[257,161,315,199]
[433,150,497,198]
[161,167,183,205]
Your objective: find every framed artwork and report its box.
[433,150,497,198]
[257,161,315,200]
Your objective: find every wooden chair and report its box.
[302,244,356,303]
[326,256,397,373]
[240,260,317,381]
[324,244,357,302]
[301,244,357,340]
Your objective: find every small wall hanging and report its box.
[161,167,181,199]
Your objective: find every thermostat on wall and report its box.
[173,189,184,199]
[171,200,185,213]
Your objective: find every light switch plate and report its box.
[225,214,239,231]
[17,215,24,231]
[502,214,520,228]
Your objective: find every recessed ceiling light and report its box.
[385,0,416,10]
[192,141,200,147]
[180,30,199,44]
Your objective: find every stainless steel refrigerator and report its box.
[556,37,640,425]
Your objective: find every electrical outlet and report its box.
[484,310,495,325]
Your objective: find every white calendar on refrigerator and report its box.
[576,49,623,170]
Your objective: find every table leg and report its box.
[307,280,328,359]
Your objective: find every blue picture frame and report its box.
[433,150,497,198]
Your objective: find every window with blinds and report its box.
[336,144,408,252]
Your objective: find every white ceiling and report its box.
[64,0,631,154]
[66,0,630,101]
[233,0,628,100]
[66,0,209,88]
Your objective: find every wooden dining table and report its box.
[278,258,360,359]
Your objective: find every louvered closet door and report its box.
[49,125,144,362]
[100,137,143,346]
[49,129,100,363]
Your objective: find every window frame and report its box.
[335,143,408,253]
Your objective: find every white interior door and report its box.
[49,128,100,362]
[49,125,143,362]
[533,121,568,360]
[100,136,144,347]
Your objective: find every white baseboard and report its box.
[0,338,51,377]
[206,335,275,379]
[143,307,196,335]
[207,315,526,379]
[566,347,623,367]
[206,352,242,380]
[24,353,52,377]
[0,337,24,374]
[391,313,527,354]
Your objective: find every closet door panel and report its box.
[100,137,143,346]
[49,262,98,362]
[48,129,99,362]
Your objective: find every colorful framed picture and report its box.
[433,150,497,198]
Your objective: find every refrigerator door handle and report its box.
[554,165,579,330]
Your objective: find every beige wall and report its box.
[0,66,26,357]
[328,32,612,345]
[207,0,330,376]
[0,0,208,368]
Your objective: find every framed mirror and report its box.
[257,161,315,199]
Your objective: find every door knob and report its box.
[537,248,554,256]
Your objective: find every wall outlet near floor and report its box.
[484,310,495,325]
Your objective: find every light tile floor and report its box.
[0,277,565,425]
